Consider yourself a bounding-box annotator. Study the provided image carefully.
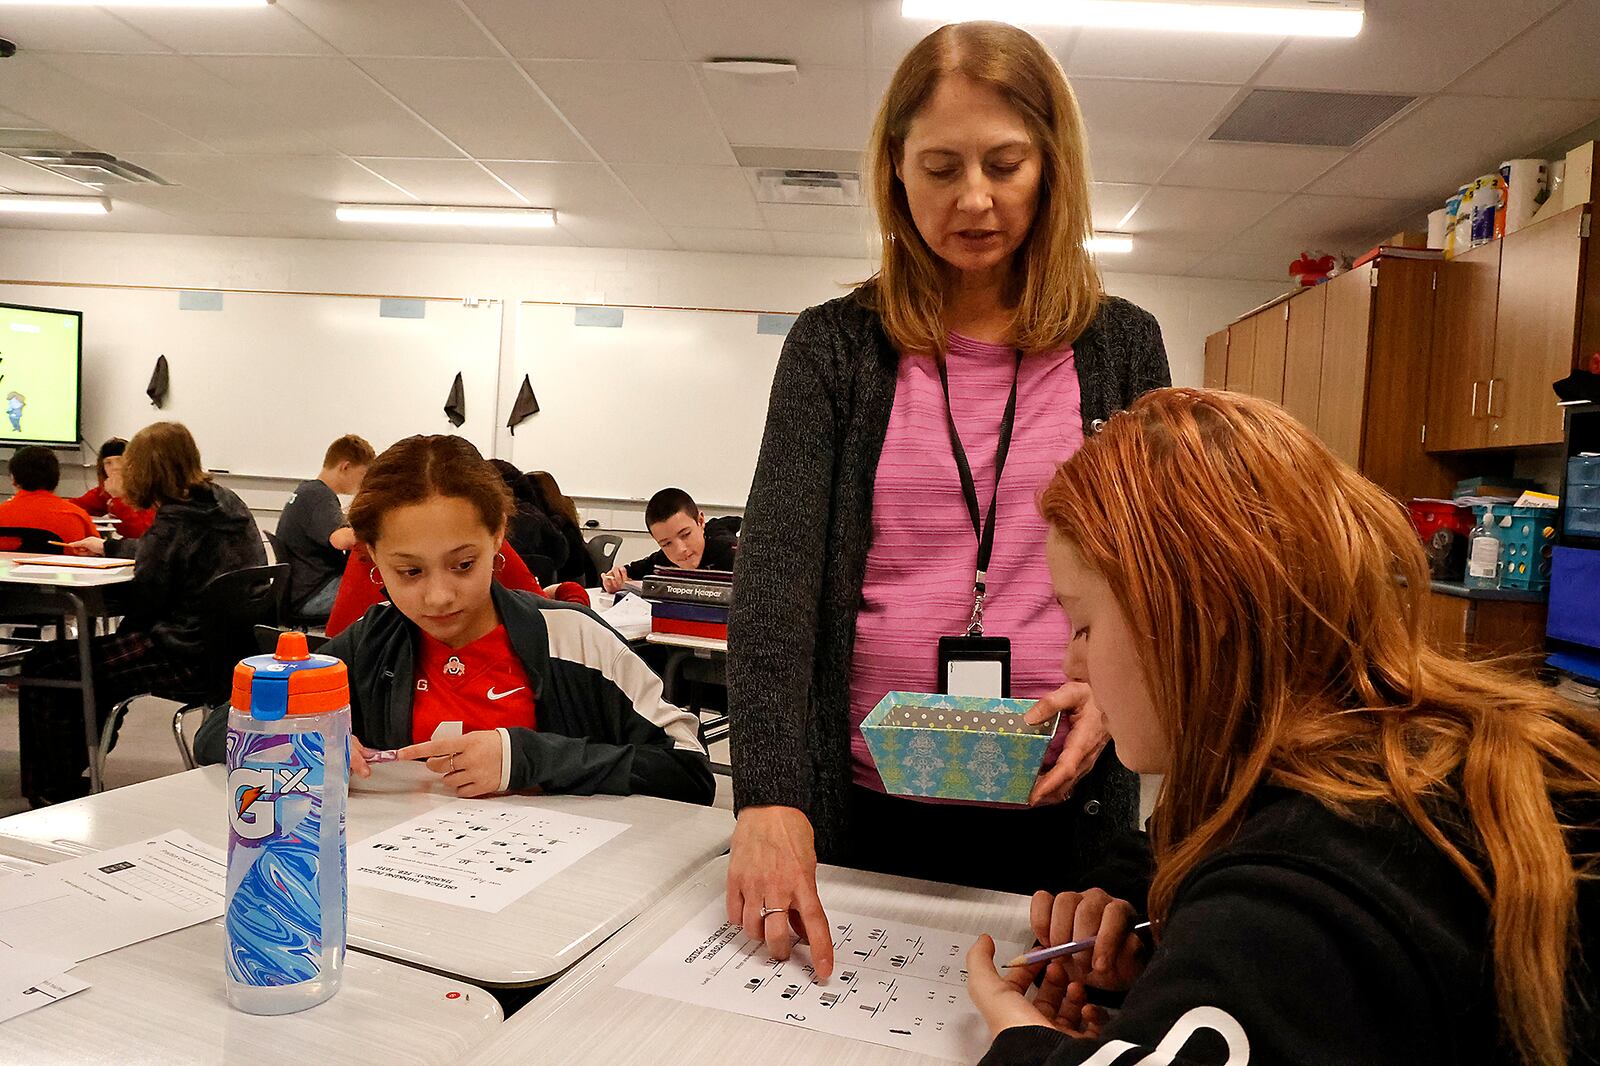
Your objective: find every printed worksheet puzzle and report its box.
[619,897,1026,1062]
[350,799,629,913]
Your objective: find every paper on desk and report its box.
[601,593,652,641]
[14,556,134,570]
[350,799,629,913]
[0,831,224,963]
[0,945,74,998]
[619,897,1026,1063]
[0,974,90,1024]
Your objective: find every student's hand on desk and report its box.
[61,536,106,557]
[399,730,503,797]
[349,737,374,779]
[601,566,629,594]
[1024,681,1109,807]
[726,805,835,980]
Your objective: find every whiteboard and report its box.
[0,283,503,480]
[509,303,785,508]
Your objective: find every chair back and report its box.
[0,526,64,554]
[189,564,290,701]
[264,529,287,566]
[254,624,331,655]
[587,533,622,574]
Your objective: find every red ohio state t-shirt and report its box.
[412,624,537,744]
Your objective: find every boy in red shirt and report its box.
[68,437,155,539]
[0,446,96,545]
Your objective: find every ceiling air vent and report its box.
[754,168,861,207]
[6,150,172,187]
[1209,89,1414,148]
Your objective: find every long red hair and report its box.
[1041,388,1599,1066]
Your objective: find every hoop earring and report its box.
[368,566,384,586]
[493,553,505,574]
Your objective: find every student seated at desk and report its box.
[200,434,713,804]
[528,469,601,588]
[489,459,570,586]
[0,446,96,545]
[24,422,266,806]
[275,434,374,620]
[66,437,155,539]
[600,487,738,593]
[966,389,1600,1066]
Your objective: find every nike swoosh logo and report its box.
[486,686,526,702]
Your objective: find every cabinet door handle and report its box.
[1486,379,1498,417]
[1470,381,1479,417]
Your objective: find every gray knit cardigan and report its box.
[727,288,1172,864]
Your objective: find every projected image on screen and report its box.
[0,303,82,446]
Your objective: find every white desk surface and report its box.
[458,855,1034,1066]
[0,855,502,1066]
[0,551,135,589]
[645,631,729,654]
[0,765,734,988]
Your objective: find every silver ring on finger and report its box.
[759,904,785,919]
[449,754,457,773]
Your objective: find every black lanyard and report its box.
[937,350,1023,636]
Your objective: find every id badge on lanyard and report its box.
[935,350,1021,699]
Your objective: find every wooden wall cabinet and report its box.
[1251,301,1289,404]
[1281,284,1326,428]
[1315,265,1376,467]
[1203,328,1228,389]
[1425,240,1501,452]
[1424,591,1547,669]
[1225,315,1256,393]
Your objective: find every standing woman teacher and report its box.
[726,20,1171,978]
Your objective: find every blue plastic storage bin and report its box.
[1569,455,1600,487]
[1568,507,1600,538]
[1472,504,1555,590]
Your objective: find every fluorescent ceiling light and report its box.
[336,204,557,229]
[902,0,1363,37]
[0,1,271,7]
[1086,232,1134,254]
[0,194,110,215]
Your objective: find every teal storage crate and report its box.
[1473,504,1556,590]
[860,692,1053,806]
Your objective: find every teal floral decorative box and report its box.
[860,692,1053,806]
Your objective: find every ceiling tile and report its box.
[1185,250,1295,283]
[1257,0,1563,95]
[192,56,461,157]
[1090,182,1149,230]
[757,201,871,235]
[0,200,197,236]
[482,160,671,248]
[112,7,336,56]
[1071,79,1240,185]
[1065,29,1280,84]
[668,227,776,253]
[1095,235,1208,277]
[869,5,1077,72]
[1308,94,1600,203]
[0,10,167,53]
[1123,186,1284,247]
[701,66,869,152]
[1232,194,1415,253]
[353,159,523,206]
[1,56,215,155]
[271,0,499,57]
[664,0,867,68]
[0,107,41,128]
[463,0,687,61]
[769,230,878,258]
[1451,2,1600,100]
[355,58,592,162]
[124,154,404,215]
[613,164,762,228]
[526,61,733,165]
[1162,141,1346,193]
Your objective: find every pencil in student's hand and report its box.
[1003,921,1155,968]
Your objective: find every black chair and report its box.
[587,534,622,575]
[173,624,333,767]
[264,529,287,566]
[0,526,65,554]
[101,563,289,780]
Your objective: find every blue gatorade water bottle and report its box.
[225,631,351,1015]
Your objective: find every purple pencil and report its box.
[1003,921,1155,968]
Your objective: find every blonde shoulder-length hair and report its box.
[863,21,1102,357]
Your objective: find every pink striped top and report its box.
[849,332,1084,792]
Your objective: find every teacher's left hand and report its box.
[1024,681,1109,807]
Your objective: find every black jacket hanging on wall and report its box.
[443,372,466,427]
[146,354,170,407]
[507,375,539,432]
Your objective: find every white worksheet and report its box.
[0,974,91,1025]
[0,831,224,963]
[0,945,74,999]
[618,898,1026,1062]
[350,800,630,913]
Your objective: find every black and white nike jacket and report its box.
[981,787,1599,1066]
[196,582,714,805]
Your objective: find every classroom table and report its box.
[0,552,134,793]
[0,853,501,1064]
[646,631,731,759]
[0,764,735,989]
[456,854,1034,1066]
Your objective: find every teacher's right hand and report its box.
[726,805,835,980]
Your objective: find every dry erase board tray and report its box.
[860,692,1052,806]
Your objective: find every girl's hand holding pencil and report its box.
[967,887,1151,1040]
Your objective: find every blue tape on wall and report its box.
[379,298,427,320]
[178,290,224,311]
[574,305,624,328]
[756,313,798,337]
